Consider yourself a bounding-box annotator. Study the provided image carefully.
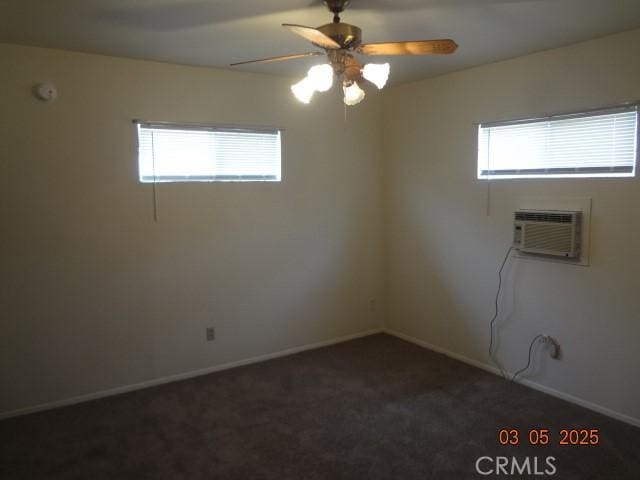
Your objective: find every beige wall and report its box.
[384,29,640,423]
[3,29,640,424]
[0,44,386,414]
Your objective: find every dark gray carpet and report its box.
[1,333,639,479]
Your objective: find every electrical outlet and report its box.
[206,327,215,342]
[369,298,377,312]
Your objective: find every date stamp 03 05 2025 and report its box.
[473,428,600,477]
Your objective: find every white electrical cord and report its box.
[488,246,514,380]
[511,334,544,382]
[488,246,557,383]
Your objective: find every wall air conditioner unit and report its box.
[513,210,582,259]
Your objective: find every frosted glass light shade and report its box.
[291,77,315,104]
[362,63,390,89]
[307,64,334,92]
[343,81,365,106]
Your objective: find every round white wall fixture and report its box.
[34,82,58,102]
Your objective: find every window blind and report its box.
[137,123,282,182]
[478,105,638,179]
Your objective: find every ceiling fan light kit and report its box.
[362,63,390,90]
[231,0,458,107]
[307,64,334,92]
[291,77,316,104]
[343,81,366,106]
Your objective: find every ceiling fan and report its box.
[230,0,458,106]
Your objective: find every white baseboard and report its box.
[383,328,640,429]
[6,327,638,429]
[0,328,383,420]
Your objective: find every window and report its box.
[478,105,638,179]
[137,122,281,182]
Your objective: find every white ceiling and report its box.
[1,0,640,85]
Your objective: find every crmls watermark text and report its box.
[475,456,557,476]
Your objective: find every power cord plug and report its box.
[512,335,561,382]
[541,335,560,359]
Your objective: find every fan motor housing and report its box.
[317,22,362,48]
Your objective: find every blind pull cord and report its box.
[151,131,159,222]
[486,129,492,217]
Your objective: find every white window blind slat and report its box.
[137,124,282,182]
[478,106,638,179]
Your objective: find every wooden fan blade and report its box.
[230,52,324,66]
[283,24,341,49]
[357,39,458,56]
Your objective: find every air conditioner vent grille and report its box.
[513,209,581,259]
[523,224,574,254]
[514,211,573,223]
